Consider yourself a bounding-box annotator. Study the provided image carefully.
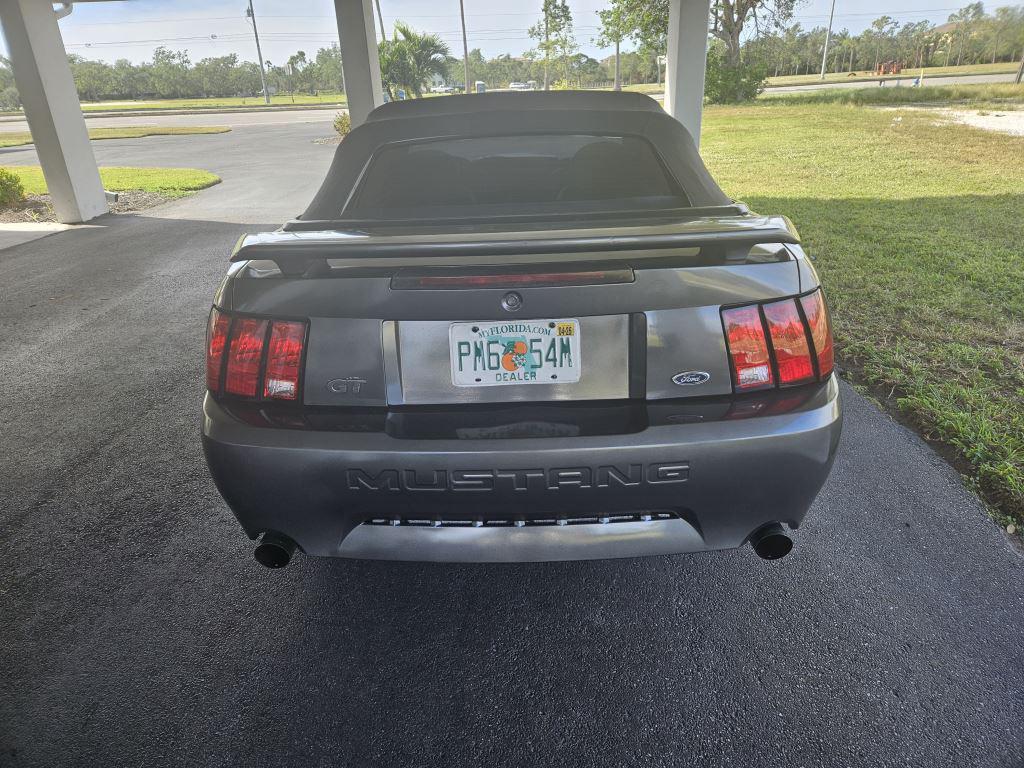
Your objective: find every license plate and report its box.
[449,319,582,387]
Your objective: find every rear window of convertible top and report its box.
[344,134,690,218]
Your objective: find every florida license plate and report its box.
[449,319,582,387]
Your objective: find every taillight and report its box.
[263,321,306,400]
[225,317,269,397]
[800,290,834,378]
[722,305,774,391]
[722,289,834,394]
[206,309,308,401]
[206,308,231,392]
[763,299,815,386]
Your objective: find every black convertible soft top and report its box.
[299,91,731,221]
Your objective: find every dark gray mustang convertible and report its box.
[201,91,842,568]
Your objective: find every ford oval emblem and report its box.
[672,371,711,386]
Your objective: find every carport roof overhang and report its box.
[0,0,711,225]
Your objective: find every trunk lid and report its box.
[224,212,809,407]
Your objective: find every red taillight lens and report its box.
[763,299,815,386]
[208,311,308,401]
[722,288,835,394]
[722,305,774,391]
[206,308,231,393]
[800,290,835,378]
[224,317,269,397]
[263,321,305,400]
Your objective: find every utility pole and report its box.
[819,0,836,80]
[375,0,387,42]
[459,0,471,93]
[544,13,550,90]
[246,0,270,105]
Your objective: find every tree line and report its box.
[0,45,345,110]
[751,3,1024,78]
[0,1,1020,112]
[596,0,1023,98]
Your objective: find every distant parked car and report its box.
[431,85,456,94]
[508,81,531,90]
[202,91,842,568]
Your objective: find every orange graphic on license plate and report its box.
[450,320,581,386]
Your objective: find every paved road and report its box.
[0,107,338,134]
[0,122,335,222]
[0,124,1021,768]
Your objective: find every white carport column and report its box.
[0,0,108,223]
[334,0,384,128]
[663,0,712,148]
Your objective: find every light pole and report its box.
[819,0,836,80]
[375,0,387,42]
[459,0,471,93]
[245,0,270,105]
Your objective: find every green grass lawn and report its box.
[701,101,1024,529]
[760,83,1024,108]
[3,166,221,197]
[622,83,665,94]
[0,125,230,149]
[78,93,347,112]
[766,61,1020,88]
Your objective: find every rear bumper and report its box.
[201,376,842,561]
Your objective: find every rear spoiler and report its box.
[230,215,800,275]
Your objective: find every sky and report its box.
[0,1,995,65]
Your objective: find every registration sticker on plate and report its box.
[449,319,582,387]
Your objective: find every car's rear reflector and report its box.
[800,290,834,378]
[722,288,835,394]
[224,317,269,397]
[722,305,774,391]
[206,308,231,392]
[263,320,306,400]
[763,299,815,386]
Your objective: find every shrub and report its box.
[704,42,766,104]
[0,168,25,207]
[333,112,352,137]
[0,87,21,112]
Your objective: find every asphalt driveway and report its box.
[0,123,1021,768]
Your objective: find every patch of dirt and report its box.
[941,108,1024,136]
[313,135,342,145]
[0,190,173,223]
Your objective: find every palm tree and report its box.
[380,22,451,98]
